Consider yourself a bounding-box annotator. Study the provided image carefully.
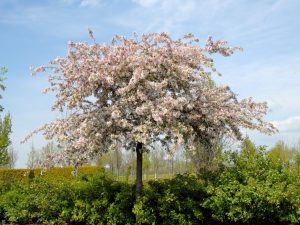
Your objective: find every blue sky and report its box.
[0,0,299,168]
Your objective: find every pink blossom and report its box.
[24,32,277,163]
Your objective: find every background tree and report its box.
[123,150,136,180]
[97,151,113,170]
[7,147,18,168]
[296,152,300,173]
[0,114,12,166]
[142,151,150,180]
[0,67,12,167]
[27,32,276,198]
[268,140,293,164]
[114,143,123,179]
[38,141,68,167]
[26,143,40,169]
[39,142,56,163]
[149,142,163,179]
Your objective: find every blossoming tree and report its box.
[27,32,276,196]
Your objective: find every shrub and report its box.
[0,170,135,225]
[0,178,74,224]
[202,145,300,224]
[69,172,135,225]
[134,174,207,225]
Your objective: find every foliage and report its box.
[268,140,295,164]
[0,166,103,184]
[1,139,300,224]
[0,113,11,168]
[0,67,11,167]
[203,138,300,224]
[0,170,135,225]
[133,174,207,225]
[68,172,135,225]
[0,178,73,224]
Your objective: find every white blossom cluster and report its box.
[25,32,277,164]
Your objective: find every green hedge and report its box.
[0,166,103,184]
[0,171,135,225]
[0,173,299,224]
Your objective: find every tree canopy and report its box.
[27,32,276,165]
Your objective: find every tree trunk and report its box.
[136,142,143,199]
[171,157,174,175]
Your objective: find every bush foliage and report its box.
[0,141,300,224]
[0,166,103,184]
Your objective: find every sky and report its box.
[0,0,299,168]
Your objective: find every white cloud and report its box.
[119,0,198,33]
[213,52,300,124]
[80,0,101,7]
[59,0,77,4]
[273,116,300,133]
[0,3,104,38]
[58,0,102,7]
[132,0,159,7]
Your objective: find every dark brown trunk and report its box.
[136,142,143,199]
